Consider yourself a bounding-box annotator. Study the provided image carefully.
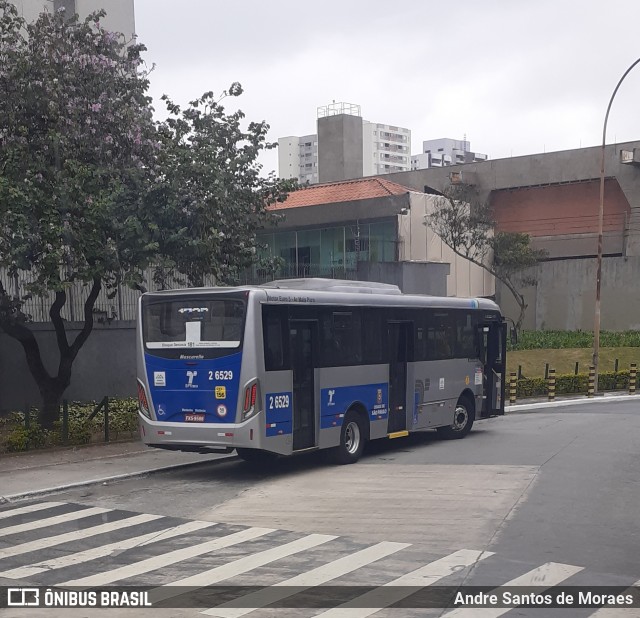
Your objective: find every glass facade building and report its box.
[251,219,398,281]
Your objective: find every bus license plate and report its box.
[185,413,205,422]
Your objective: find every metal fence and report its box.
[0,267,219,323]
[1,265,361,322]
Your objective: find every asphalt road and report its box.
[2,400,640,617]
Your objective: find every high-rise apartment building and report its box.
[10,0,135,38]
[411,138,487,170]
[278,102,411,185]
[362,120,411,177]
[278,134,319,185]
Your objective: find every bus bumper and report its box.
[138,412,265,453]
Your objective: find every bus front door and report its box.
[290,321,316,450]
[388,321,411,433]
[478,321,507,417]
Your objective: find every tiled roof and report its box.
[269,177,412,210]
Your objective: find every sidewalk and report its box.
[0,441,234,502]
[0,392,637,502]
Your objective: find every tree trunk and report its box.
[39,378,69,430]
[515,298,528,333]
[0,277,101,430]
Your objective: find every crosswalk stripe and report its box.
[202,541,410,617]
[149,533,337,605]
[589,580,640,617]
[0,506,111,537]
[0,513,162,561]
[1,519,216,580]
[442,561,584,617]
[310,548,494,618]
[0,501,67,520]
[59,526,275,587]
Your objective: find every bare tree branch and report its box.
[426,183,547,330]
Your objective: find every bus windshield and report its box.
[142,297,245,352]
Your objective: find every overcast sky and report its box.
[134,0,640,175]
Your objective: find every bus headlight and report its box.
[137,380,151,419]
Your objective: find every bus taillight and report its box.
[137,380,151,418]
[242,379,260,420]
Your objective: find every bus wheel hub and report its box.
[453,406,468,430]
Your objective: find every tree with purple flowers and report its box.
[0,2,291,427]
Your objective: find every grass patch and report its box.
[507,347,640,378]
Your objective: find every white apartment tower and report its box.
[278,103,411,185]
[10,0,135,39]
[362,120,411,177]
[278,134,319,185]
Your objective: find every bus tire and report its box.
[236,448,278,464]
[437,396,475,440]
[328,410,366,465]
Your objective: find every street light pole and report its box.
[593,57,640,392]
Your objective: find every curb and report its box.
[0,453,237,503]
[506,393,639,412]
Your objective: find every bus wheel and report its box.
[329,411,365,465]
[437,396,475,440]
[236,448,278,464]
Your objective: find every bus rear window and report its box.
[143,299,245,351]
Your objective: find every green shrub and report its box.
[516,370,630,398]
[4,422,50,453]
[509,331,640,351]
[0,397,139,453]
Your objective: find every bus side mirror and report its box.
[510,328,518,346]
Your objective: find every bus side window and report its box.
[331,311,362,365]
[362,309,384,364]
[263,309,286,371]
[456,312,476,358]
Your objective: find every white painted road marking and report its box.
[312,549,494,618]
[0,501,67,520]
[150,533,337,604]
[443,561,584,617]
[0,512,161,561]
[0,506,111,537]
[2,519,216,580]
[202,541,411,617]
[59,526,275,587]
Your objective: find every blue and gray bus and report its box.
[136,279,506,464]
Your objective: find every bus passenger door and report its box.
[478,321,507,416]
[290,321,316,450]
[388,321,411,433]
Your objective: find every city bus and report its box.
[136,278,506,464]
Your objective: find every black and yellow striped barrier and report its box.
[630,363,637,395]
[547,368,556,401]
[587,366,596,398]
[509,372,517,404]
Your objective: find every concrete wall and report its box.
[385,141,640,257]
[0,321,137,411]
[496,256,640,331]
[76,0,135,38]
[357,261,449,296]
[397,193,495,298]
[318,114,363,183]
